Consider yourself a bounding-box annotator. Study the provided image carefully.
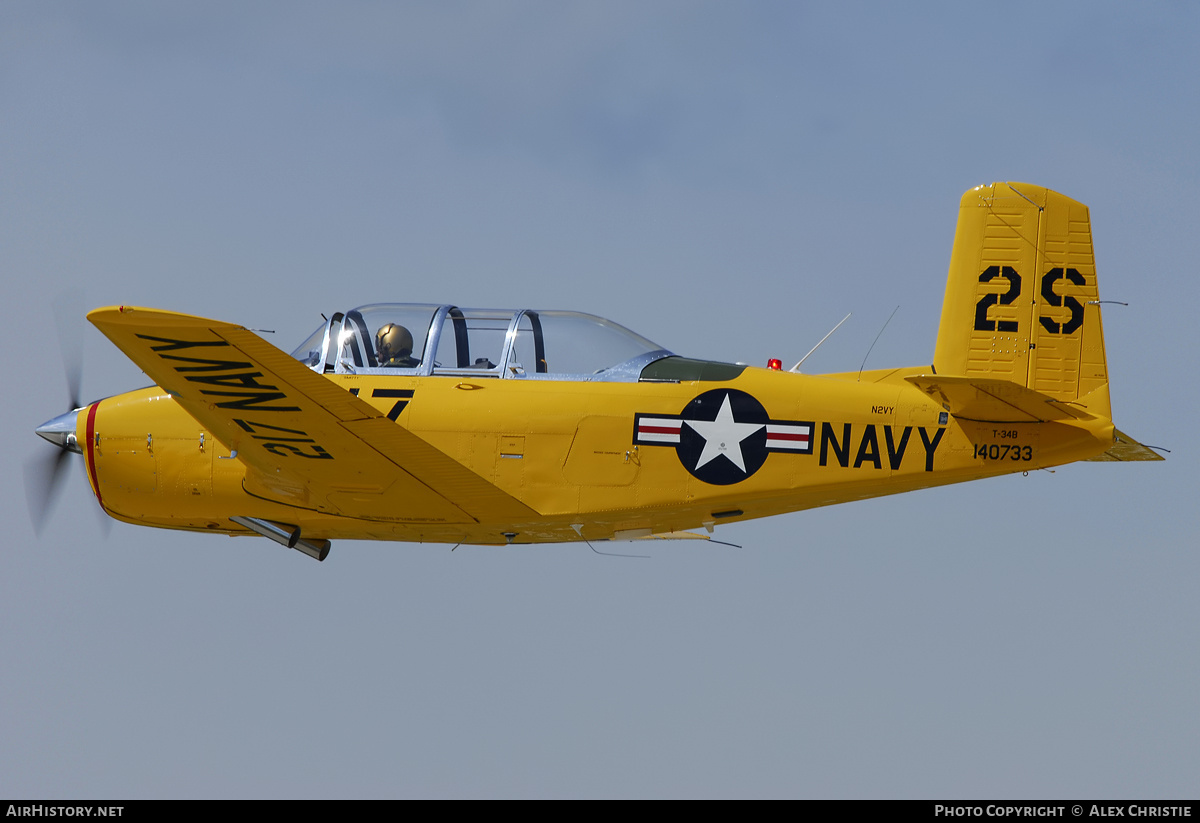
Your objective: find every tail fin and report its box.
[933,182,1111,420]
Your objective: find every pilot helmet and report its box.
[375,323,414,364]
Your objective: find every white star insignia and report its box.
[684,394,764,472]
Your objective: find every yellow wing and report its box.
[88,306,539,524]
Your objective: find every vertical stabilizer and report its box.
[933,182,1111,419]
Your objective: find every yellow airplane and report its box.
[32,182,1162,561]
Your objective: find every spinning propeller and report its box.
[25,299,107,536]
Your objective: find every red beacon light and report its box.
[767,358,782,371]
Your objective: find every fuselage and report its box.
[73,363,1112,545]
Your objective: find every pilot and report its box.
[375,323,421,368]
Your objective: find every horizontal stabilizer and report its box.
[1085,429,1165,462]
[635,531,713,541]
[906,375,1098,423]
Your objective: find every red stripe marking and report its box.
[639,424,681,435]
[767,432,810,442]
[84,401,104,509]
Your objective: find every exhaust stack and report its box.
[230,516,331,562]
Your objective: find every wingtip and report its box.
[88,306,241,331]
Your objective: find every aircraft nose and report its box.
[36,408,82,453]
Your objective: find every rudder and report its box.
[932,182,1111,420]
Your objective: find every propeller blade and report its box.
[30,293,89,538]
[24,449,73,535]
[93,498,113,538]
[52,295,84,410]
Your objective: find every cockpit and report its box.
[290,304,678,382]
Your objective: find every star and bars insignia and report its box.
[633,389,813,485]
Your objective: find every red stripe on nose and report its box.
[84,402,104,509]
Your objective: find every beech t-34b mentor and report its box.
[33,183,1161,561]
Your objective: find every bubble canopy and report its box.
[290,304,674,381]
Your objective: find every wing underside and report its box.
[89,306,539,524]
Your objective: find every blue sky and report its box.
[3,2,1197,798]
